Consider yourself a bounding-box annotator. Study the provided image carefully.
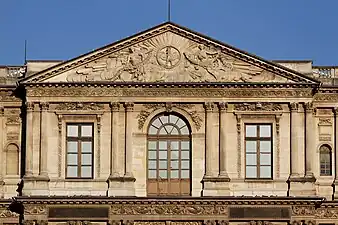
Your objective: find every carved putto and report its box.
[66,32,287,83]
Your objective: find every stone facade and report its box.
[1,22,338,224]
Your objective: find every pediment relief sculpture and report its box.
[65,32,289,83]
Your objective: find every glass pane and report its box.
[181,141,190,150]
[148,151,157,159]
[149,126,158,135]
[81,125,92,137]
[169,115,178,124]
[260,141,271,153]
[67,125,78,137]
[181,126,189,135]
[171,141,179,150]
[159,141,167,150]
[81,142,92,153]
[148,161,156,169]
[171,151,179,159]
[67,141,78,153]
[148,170,156,178]
[320,153,330,162]
[181,170,189,178]
[182,160,190,169]
[171,170,179,178]
[67,166,77,177]
[159,170,167,179]
[159,115,168,124]
[260,125,271,137]
[181,151,190,159]
[148,141,157,150]
[159,127,167,135]
[81,166,92,178]
[170,161,179,169]
[67,154,77,165]
[176,118,186,128]
[260,154,271,166]
[246,166,257,178]
[164,125,174,134]
[159,161,167,169]
[246,125,257,137]
[246,141,257,153]
[260,166,272,178]
[171,127,179,135]
[159,151,167,159]
[81,154,92,165]
[152,118,162,128]
[246,154,257,166]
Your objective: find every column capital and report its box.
[110,102,120,112]
[26,102,34,111]
[40,102,49,111]
[304,102,314,112]
[204,102,215,111]
[218,102,228,111]
[124,102,134,112]
[290,102,299,111]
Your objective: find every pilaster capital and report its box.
[26,102,34,111]
[204,102,215,112]
[123,220,134,225]
[40,102,49,111]
[289,102,299,111]
[218,102,228,111]
[110,102,120,112]
[204,220,216,225]
[124,102,134,112]
[333,107,338,115]
[304,102,314,112]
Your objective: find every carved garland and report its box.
[55,102,104,111]
[137,103,203,131]
[315,207,338,218]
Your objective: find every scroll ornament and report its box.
[55,102,104,111]
[234,102,283,111]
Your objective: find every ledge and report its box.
[201,176,230,183]
[107,176,136,182]
[23,175,50,182]
[289,176,316,183]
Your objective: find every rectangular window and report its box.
[245,124,272,179]
[66,124,93,178]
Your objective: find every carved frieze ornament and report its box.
[217,221,228,225]
[66,32,287,83]
[292,206,315,216]
[55,102,104,111]
[318,118,332,126]
[0,209,19,218]
[6,116,20,124]
[234,102,283,111]
[304,220,316,225]
[203,221,216,225]
[36,220,49,225]
[137,103,203,130]
[315,207,338,218]
[23,220,35,225]
[109,221,121,225]
[66,221,92,225]
[24,205,47,215]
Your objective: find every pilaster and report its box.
[333,107,338,199]
[0,107,4,197]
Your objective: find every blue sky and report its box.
[1,0,337,66]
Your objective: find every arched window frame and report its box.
[147,113,192,196]
[319,144,332,176]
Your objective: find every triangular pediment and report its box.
[22,22,319,84]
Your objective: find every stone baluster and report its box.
[218,102,229,179]
[124,102,134,178]
[25,102,34,177]
[204,102,215,178]
[39,102,49,178]
[304,102,315,179]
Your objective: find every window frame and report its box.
[244,123,273,180]
[66,123,94,179]
[319,144,332,176]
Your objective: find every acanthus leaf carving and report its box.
[65,32,287,83]
[234,102,283,111]
[315,207,338,218]
[6,115,20,124]
[55,102,104,111]
[292,206,315,216]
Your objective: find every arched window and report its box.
[6,143,19,175]
[320,144,332,176]
[147,113,191,196]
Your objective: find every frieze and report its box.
[26,87,314,98]
[248,222,272,225]
[24,205,47,215]
[318,118,332,126]
[6,116,20,124]
[234,102,283,111]
[137,103,202,130]
[134,222,165,225]
[54,102,105,111]
[292,206,315,216]
[110,204,227,215]
[315,207,338,218]
[0,209,19,218]
[172,222,201,225]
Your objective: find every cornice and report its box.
[21,23,319,84]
